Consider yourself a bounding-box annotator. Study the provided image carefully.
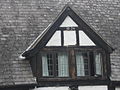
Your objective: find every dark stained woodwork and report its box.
[61,30,64,46]
[0,84,35,90]
[89,51,95,76]
[37,79,110,87]
[108,82,115,90]
[29,56,37,77]
[102,51,108,79]
[69,85,78,90]
[36,52,42,78]
[35,47,108,85]
[58,27,82,30]
[69,49,76,79]
[76,30,79,46]
[106,53,111,77]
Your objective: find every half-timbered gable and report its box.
[0,1,120,90]
[22,5,114,90]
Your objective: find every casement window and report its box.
[41,51,69,77]
[23,6,113,83]
[76,51,90,76]
[76,51,102,76]
[40,48,103,78]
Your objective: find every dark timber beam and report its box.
[69,86,78,90]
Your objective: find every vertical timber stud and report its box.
[69,86,78,90]
[108,84,115,90]
[70,49,76,79]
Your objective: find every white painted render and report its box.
[31,86,108,90]
[78,86,108,90]
[46,30,96,46]
[46,31,61,46]
[116,87,120,90]
[31,86,69,90]
[60,16,78,27]
[64,31,76,46]
[79,31,96,46]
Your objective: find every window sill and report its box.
[37,76,106,82]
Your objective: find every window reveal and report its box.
[42,52,69,77]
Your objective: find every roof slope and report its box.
[0,0,120,86]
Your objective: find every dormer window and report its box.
[22,6,113,86]
[41,16,102,78]
[40,14,103,78]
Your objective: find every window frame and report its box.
[39,49,70,78]
[75,51,91,77]
[75,49,104,78]
[38,46,105,79]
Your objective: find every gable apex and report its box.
[22,5,114,58]
[60,16,78,27]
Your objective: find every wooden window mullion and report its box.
[85,52,90,76]
[89,51,95,76]
[52,52,56,77]
[69,49,76,79]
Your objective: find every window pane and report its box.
[95,52,102,75]
[42,54,49,76]
[42,53,54,76]
[79,31,96,46]
[57,52,69,77]
[42,52,69,77]
[46,31,61,46]
[64,31,76,46]
[76,52,85,76]
[76,52,90,76]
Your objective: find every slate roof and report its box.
[0,0,120,87]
